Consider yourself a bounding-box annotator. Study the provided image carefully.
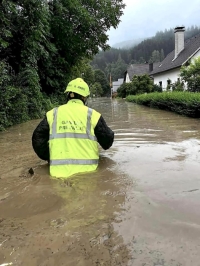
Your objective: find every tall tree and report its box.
[90,82,103,97]
[151,50,160,62]
[105,54,127,81]
[160,49,165,61]
[94,69,110,95]
[82,64,95,86]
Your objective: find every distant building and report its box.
[124,62,160,82]
[151,27,200,90]
[111,78,124,93]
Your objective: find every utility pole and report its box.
[110,73,112,98]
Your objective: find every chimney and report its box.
[174,26,185,59]
[149,62,153,72]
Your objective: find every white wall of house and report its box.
[112,83,120,93]
[112,78,124,92]
[125,73,131,83]
[153,68,180,90]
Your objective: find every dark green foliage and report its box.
[0,85,29,130]
[90,82,103,97]
[152,84,162,93]
[180,57,200,92]
[105,54,127,81]
[0,1,15,50]
[82,64,95,86]
[171,79,184,92]
[117,74,153,97]
[117,83,131,98]
[0,61,53,130]
[0,0,125,130]
[94,69,110,95]
[126,92,200,118]
[0,61,28,129]
[131,74,153,95]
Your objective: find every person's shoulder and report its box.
[46,104,61,116]
[88,106,100,113]
[88,107,100,114]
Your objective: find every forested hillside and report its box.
[91,26,200,81]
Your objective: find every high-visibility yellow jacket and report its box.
[46,99,101,178]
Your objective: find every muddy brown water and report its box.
[0,98,200,266]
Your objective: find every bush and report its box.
[117,83,129,98]
[180,57,200,92]
[152,84,162,92]
[171,79,184,91]
[0,86,29,129]
[131,74,153,95]
[126,91,200,118]
[0,62,55,131]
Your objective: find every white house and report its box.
[151,27,200,90]
[111,78,124,93]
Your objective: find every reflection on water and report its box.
[0,98,200,265]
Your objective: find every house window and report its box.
[177,78,180,82]
[159,81,162,87]
[167,79,171,85]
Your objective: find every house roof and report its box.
[125,62,160,80]
[126,64,149,80]
[112,78,124,86]
[151,33,200,75]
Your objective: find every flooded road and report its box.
[0,98,200,266]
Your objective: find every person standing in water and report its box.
[32,78,114,178]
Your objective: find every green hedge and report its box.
[0,86,54,131]
[126,92,200,118]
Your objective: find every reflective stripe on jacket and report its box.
[46,99,101,178]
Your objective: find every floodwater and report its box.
[0,98,200,266]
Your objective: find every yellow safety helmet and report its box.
[64,78,90,97]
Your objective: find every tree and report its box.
[1,0,125,94]
[171,79,184,91]
[0,1,15,51]
[106,54,127,81]
[151,50,160,62]
[47,0,125,92]
[82,64,95,86]
[160,49,165,61]
[117,74,154,98]
[131,74,153,94]
[124,82,136,96]
[180,57,200,92]
[0,0,126,129]
[94,69,110,95]
[138,57,146,63]
[90,82,103,97]
[117,83,129,98]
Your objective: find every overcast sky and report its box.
[108,0,200,46]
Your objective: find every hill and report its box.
[111,38,144,49]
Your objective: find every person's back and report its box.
[32,78,114,179]
[47,98,101,178]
